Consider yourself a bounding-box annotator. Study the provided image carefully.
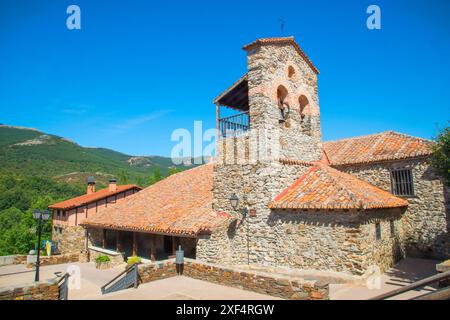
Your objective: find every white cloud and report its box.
[114,109,173,130]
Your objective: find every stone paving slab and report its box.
[91,276,282,300]
[329,258,441,300]
[0,261,126,299]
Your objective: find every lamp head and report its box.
[230,193,239,210]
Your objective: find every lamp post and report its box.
[33,209,51,282]
[229,193,249,265]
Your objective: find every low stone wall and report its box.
[0,255,27,266]
[139,259,177,283]
[26,253,79,268]
[88,246,124,267]
[0,253,79,268]
[183,260,328,300]
[136,258,328,300]
[0,279,59,300]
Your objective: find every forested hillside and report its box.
[0,125,197,255]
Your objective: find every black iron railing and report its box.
[57,272,70,300]
[219,112,249,138]
[101,263,140,295]
[369,270,450,300]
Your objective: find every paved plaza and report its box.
[0,258,440,300]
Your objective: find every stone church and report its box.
[52,37,449,276]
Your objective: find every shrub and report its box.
[127,255,142,266]
[95,255,110,263]
[430,125,450,186]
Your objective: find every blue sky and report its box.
[1,0,449,156]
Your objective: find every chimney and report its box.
[87,176,95,194]
[109,178,117,192]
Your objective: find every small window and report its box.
[288,66,296,79]
[375,223,382,241]
[391,169,414,196]
[390,221,396,237]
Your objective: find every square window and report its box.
[375,223,382,241]
[390,169,414,196]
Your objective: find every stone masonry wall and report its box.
[336,158,449,259]
[210,41,325,270]
[138,259,177,283]
[53,225,85,255]
[0,253,79,268]
[26,253,79,268]
[208,161,312,267]
[183,259,328,300]
[359,213,404,273]
[246,42,322,161]
[87,248,125,266]
[0,255,27,266]
[0,279,59,300]
[205,166,406,277]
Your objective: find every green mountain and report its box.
[0,124,211,255]
[0,125,198,186]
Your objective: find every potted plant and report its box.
[95,255,111,269]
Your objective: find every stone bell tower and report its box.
[202,37,323,266]
[244,37,322,160]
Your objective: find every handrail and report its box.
[57,272,70,300]
[219,111,249,122]
[101,263,136,291]
[57,272,69,285]
[413,286,450,300]
[369,270,450,300]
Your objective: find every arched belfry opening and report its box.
[298,95,311,135]
[277,85,290,122]
[298,95,309,121]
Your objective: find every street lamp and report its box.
[229,193,247,218]
[229,193,249,265]
[33,209,51,282]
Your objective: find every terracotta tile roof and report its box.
[81,164,231,236]
[49,185,141,210]
[269,164,408,210]
[323,131,434,166]
[242,36,319,74]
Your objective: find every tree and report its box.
[148,167,162,185]
[430,125,450,186]
[0,172,82,255]
[136,176,144,188]
[118,169,129,184]
[167,167,182,176]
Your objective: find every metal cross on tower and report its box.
[279,17,285,34]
